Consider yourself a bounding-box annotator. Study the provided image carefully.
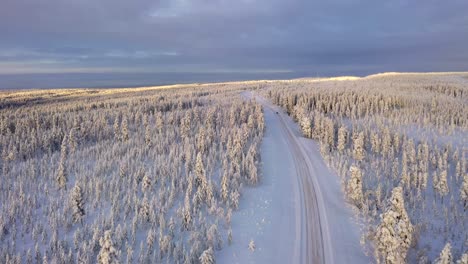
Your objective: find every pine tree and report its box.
[300,116,312,138]
[195,152,207,189]
[199,247,215,264]
[113,116,120,141]
[220,173,229,202]
[381,127,392,157]
[182,193,192,230]
[57,135,68,189]
[97,231,120,264]
[347,165,364,208]
[374,186,413,264]
[70,184,85,224]
[180,112,191,139]
[227,229,233,245]
[437,169,449,200]
[352,131,365,162]
[144,125,151,146]
[248,239,256,252]
[457,253,467,264]
[139,197,150,222]
[337,126,348,153]
[68,128,77,154]
[230,190,240,210]
[207,224,221,250]
[142,174,151,193]
[435,243,452,264]
[461,173,468,210]
[121,117,129,142]
[371,132,380,154]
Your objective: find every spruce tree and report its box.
[337,126,348,153]
[70,184,85,224]
[347,165,364,208]
[199,247,215,264]
[375,186,413,263]
[461,173,468,210]
[57,135,68,189]
[352,131,365,162]
[435,243,452,264]
[97,231,120,264]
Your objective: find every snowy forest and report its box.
[0,73,467,264]
[260,73,468,263]
[0,84,265,263]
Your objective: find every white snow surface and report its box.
[217,92,369,263]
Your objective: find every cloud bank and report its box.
[1,0,467,77]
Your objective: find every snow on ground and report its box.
[274,95,370,263]
[217,92,369,263]
[216,100,297,263]
[300,137,370,263]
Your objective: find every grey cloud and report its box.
[0,0,467,78]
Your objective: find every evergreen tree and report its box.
[352,131,365,162]
[248,240,256,252]
[57,135,68,189]
[337,126,348,153]
[457,253,467,264]
[300,116,312,138]
[347,165,364,208]
[220,173,229,202]
[121,117,129,142]
[113,116,120,141]
[437,169,449,200]
[435,243,453,264]
[68,128,77,154]
[461,173,468,210]
[199,247,215,264]
[195,152,207,189]
[142,173,151,193]
[97,231,120,264]
[70,184,85,224]
[375,186,413,264]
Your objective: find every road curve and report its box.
[246,92,334,264]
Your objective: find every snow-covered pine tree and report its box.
[457,253,467,264]
[374,186,413,264]
[113,116,120,141]
[142,173,151,193]
[352,131,366,162]
[97,230,120,264]
[199,247,215,264]
[195,152,207,189]
[461,173,468,210]
[227,229,233,245]
[347,165,364,208]
[230,190,240,210]
[57,135,68,189]
[435,243,452,264]
[70,184,85,224]
[437,169,449,201]
[381,127,392,157]
[68,128,77,154]
[182,193,192,230]
[121,116,129,142]
[144,125,151,146]
[248,239,256,252]
[220,173,229,202]
[300,116,312,138]
[337,126,348,153]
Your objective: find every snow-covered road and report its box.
[218,91,368,263]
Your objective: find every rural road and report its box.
[243,91,335,264]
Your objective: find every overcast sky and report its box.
[1,0,467,79]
